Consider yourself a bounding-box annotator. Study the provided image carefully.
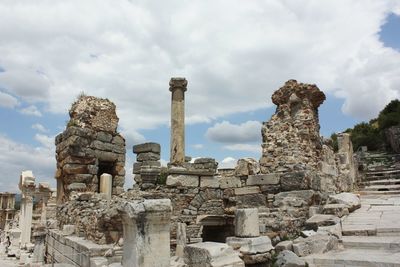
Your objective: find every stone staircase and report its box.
[357,152,400,195]
[304,195,400,266]
[304,151,400,266]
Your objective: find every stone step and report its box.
[342,236,400,250]
[364,174,400,181]
[362,184,400,191]
[361,179,400,186]
[303,248,400,267]
[365,169,400,177]
[356,190,400,195]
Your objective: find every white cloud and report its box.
[34,134,54,149]
[0,91,19,108]
[206,121,262,143]
[0,0,399,132]
[224,144,261,154]
[32,123,48,133]
[0,135,55,192]
[192,144,204,149]
[20,105,42,117]
[219,157,236,169]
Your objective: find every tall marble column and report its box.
[21,195,33,247]
[169,77,188,165]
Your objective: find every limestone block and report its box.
[133,142,161,154]
[322,203,349,218]
[235,208,260,237]
[235,158,260,176]
[67,183,87,191]
[317,223,342,239]
[276,250,306,267]
[226,236,274,255]
[133,162,142,174]
[137,152,161,162]
[292,234,338,257]
[90,257,109,267]
[320,162,338,176]
[234,186,260,195]
[219,176,241,189]
[247,174,280,186]
[166,175,199,188]
[305,215,340,230]
[183,242,244,267]
[280,171,313,191]
[200,176,219,188]
[62,225,75,236]
[241,252,272,265]
[328,192,361,212]
[275,240,293,253]
[236,194,267,208]
[273,190,315,208]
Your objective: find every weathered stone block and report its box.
[132,142,161,154]
[273,190,315,208]
[226,236,274,255]
[235,208,260,237]
[235,158,260,176]
[292,234,338,257]
[276,250,305,267]
[200,176,219,188]
[137,152,161,162]
[67,183,87,191]
[166,175,199,188]
[236,194,266,208]
[275,241,293,253]
[234,186,260,195]
[96,132,113,142]
[328,192,361,212]
[305,214,340,230]
[247,174,280,186]
[219,176,241,189]
[322,203,349,217]
[183,242,244,267]
[280,171,313,191]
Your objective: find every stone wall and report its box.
[46,229,122,266]
[260,80,326,174]
[57,193,123,245]
[55,96,126,203]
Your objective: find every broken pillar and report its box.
[100,173,113,200]
[169,77,188,165]
[19,170,36,248]
[176,222,187,258]
[118,199,172,267]
[132,142,161,188]
[235,208,260,237]
[228,208,274,266]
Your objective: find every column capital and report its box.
[169,77,188,92]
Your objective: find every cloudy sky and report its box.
[0,0,399,192]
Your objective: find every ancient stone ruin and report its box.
[6,77,400,267]
[55,95,126,203]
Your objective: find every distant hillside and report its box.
[331,99,400,152]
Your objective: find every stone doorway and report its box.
[202,225,235,243]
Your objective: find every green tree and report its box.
[378,99,400,130]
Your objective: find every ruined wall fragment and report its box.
[55,96,126,203]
